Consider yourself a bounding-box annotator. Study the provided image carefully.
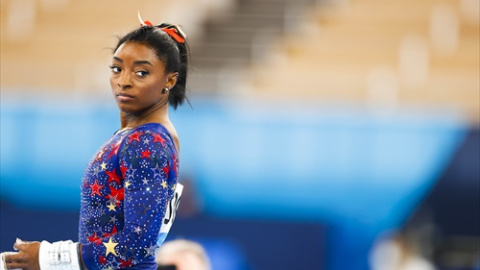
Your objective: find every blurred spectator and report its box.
[369,232,435,270]
[156,239,211,270]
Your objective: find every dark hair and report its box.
[113,23,190,109]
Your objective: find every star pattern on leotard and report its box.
[78,123,179,270]
[144,246,156,258]
[103,238,118,257]
[90,180,104,197]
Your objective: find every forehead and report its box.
[113,42,162,63]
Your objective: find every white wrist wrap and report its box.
[39,241,81,270]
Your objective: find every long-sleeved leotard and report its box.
[79,123,179,270]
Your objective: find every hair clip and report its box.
[170,25,186,40]
[137,11,185,43]
[160,27,185,43]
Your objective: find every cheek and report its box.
[144,80,163,97]
[146,86,163,101]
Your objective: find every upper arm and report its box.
[118,130,177,236]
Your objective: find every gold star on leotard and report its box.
[107,202,116,211]
[103,237,118,256]
[161,180,167,189]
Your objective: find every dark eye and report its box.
[135,70,149,77]
[109,65,121,73]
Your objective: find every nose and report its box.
[118,73,132,90]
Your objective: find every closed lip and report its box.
[116,93,134,98]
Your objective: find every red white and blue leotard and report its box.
[79,123,179,270]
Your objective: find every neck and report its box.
[120,101,170,129]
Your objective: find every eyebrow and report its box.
[112,57,153,66]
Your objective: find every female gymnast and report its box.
[1,16,189,270]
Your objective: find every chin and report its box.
[117,103,135,113]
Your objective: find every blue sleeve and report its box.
[81,129,177,270]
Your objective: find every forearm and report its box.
[78,244,87,270]
[80,222,160,270]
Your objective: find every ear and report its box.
[165,72,179,90]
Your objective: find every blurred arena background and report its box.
[1,0,479,269]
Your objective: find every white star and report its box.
[125,167,137,180]
[144,246,156,257]
[108,195,119,205]
[142,178,149,185]
[110,216,118,223]
[134,226,142,234]
[92,164,101,176]
[152,164,163,178]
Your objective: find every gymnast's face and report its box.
[109,42,177,114]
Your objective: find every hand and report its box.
[4,239,40,270]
